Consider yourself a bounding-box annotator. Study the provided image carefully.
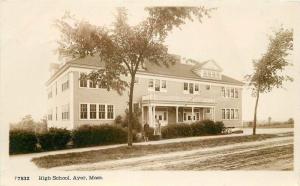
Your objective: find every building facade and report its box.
[46,56,244,130]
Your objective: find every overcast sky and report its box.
[1,0,299,124]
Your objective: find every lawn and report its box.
[32,132,292,169]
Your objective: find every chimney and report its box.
[49,63,60,76]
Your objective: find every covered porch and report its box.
[141,94,216,127]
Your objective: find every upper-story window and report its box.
[222,87,239,98]
[235,89,239,98]
[189,83,194,94]
[155,79,160,91]
[148,79,167,92]
[89,80,97,88]
[79,79,87,87]
[148,79,154,89]
[184,83,188,91]
[62,80,69,92]
[195,84,199,92]
[161,80,167,89]
[183,82,200,94]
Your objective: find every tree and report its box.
[55,7,213,146]
[246,28,293,135]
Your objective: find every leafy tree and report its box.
[55,7,213,146]
[246,28,293,135]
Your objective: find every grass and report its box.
[32,132,293,168]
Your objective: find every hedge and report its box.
[72,125,127,147]
[9,129,38,154]
[38,128,71,150]
[162,120,225,139]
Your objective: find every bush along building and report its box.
[46,56,244,130]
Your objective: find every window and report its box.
[206,84,211,90]
[148,79,154,89]
[62,80,69,91]
[196,113,200,120]
[226,88,230,97]
[234,109,239,119]
[163,112,167,121]
[203,71,208,77]
[221,87,225,97]
[226,109,230,120]
[222,109,226,120]
[99,104,105,119]
[89,80,96,88]
[80,79,87,87]
[161,80,167,89]
[107,105,114,119]
[80,104,88,119]
[195,84,199,92]
[155,79,160,91]
[183,113,187,121]
[189,83,194,94]
[62,104,69,120]
[235,89,239,98]
[230,88,234,98]
[184,82,188,91]
[205,108,211,114]
[89,104,97,119]
[231,109,234,119]
[48,109,53,121]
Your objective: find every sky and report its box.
[0,0,299,124]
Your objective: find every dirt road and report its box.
[56,134,293,171]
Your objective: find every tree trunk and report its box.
[127,75,135,146]
[253,90,260,135]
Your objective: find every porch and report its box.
[141,94,216,127]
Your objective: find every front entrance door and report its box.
[155,111,168,126]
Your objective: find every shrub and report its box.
[9,129,38,154]
[214,121,225,134]
[72,125,127,147]
[38,128,71,151]
[161,124,192,139]
[161,120,225,139]
[190,122,205,136]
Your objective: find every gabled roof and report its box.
[142,60,243,86]
[47,55,244,86]
[192,60,223,72]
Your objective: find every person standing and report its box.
[143,122,150,142]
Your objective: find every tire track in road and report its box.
[58,136,293,171]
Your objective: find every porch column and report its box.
[148,105,152,126]
[192,106,194,122]
[213,107,216,122]
[141,106,144,124]
[176,106,179,123]
[152,105,156,126]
